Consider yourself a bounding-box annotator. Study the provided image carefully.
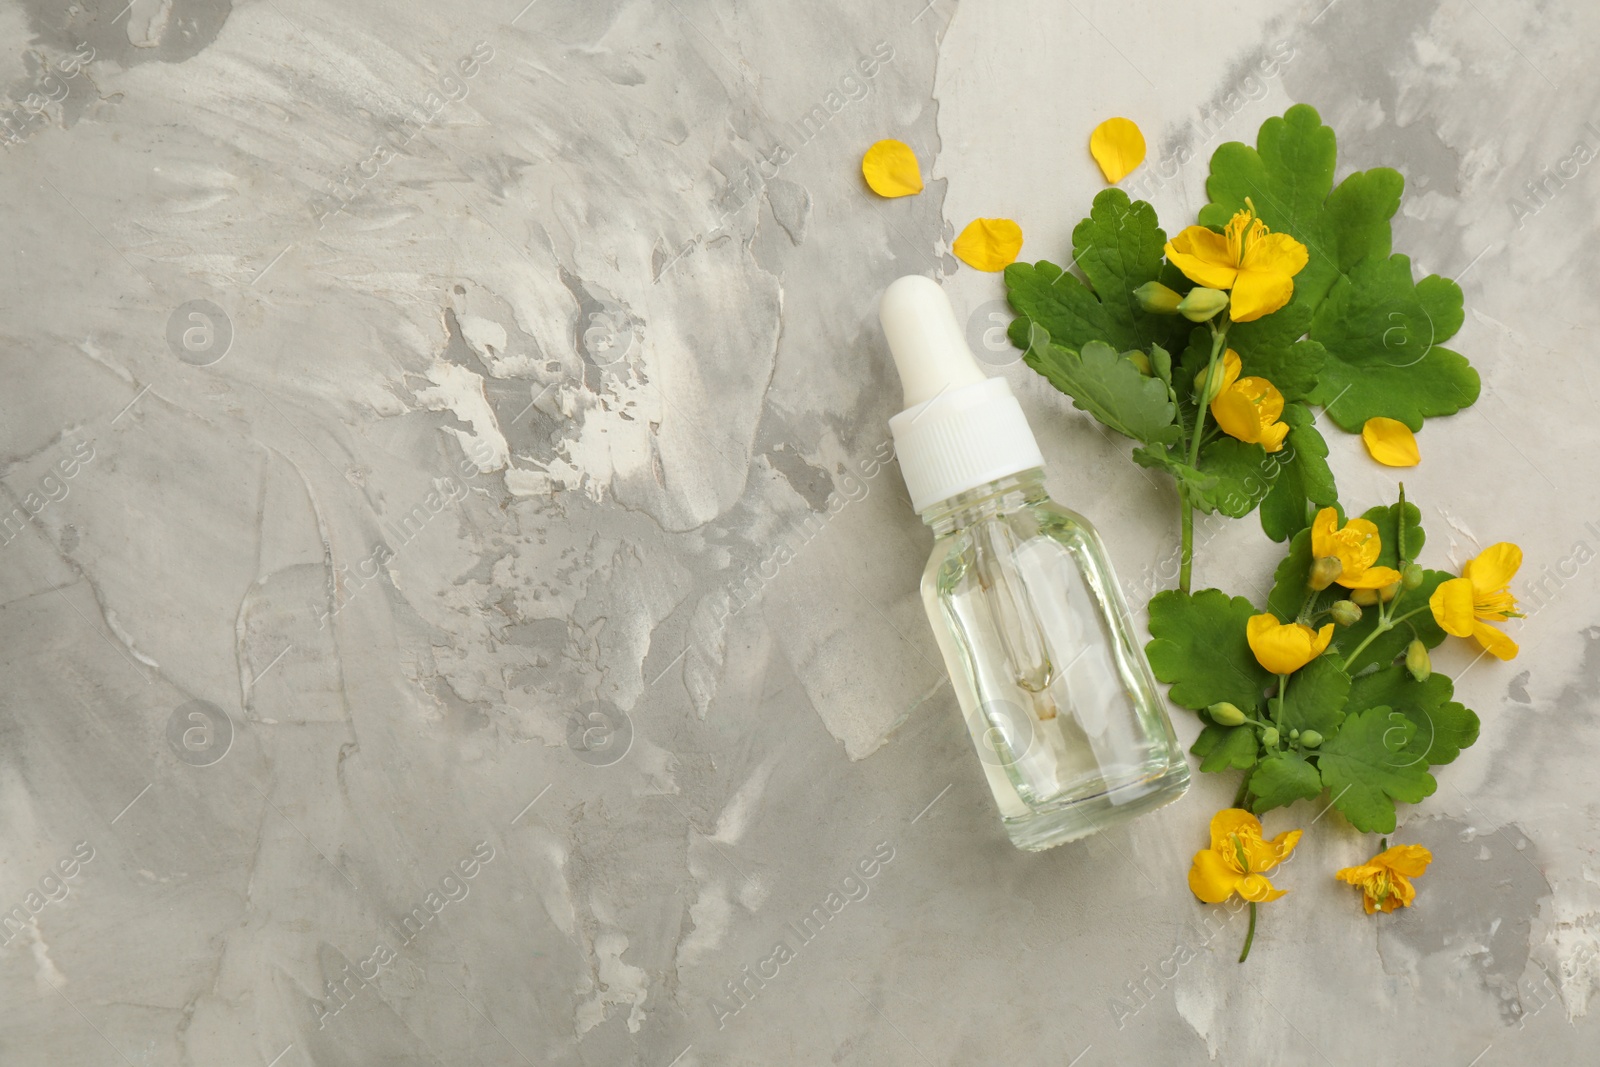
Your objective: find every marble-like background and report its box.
[1,0,1597,1062]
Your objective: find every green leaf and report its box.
[1258,404,1338,542]
[1146,589,1274,712]
[1316,706,1437,833]
[1321,167,1405,277]
[1345,665,1481,766]
[1333,568,1452,674]
[1225,302,1324,403]
[1150,343,1173,387]
[1132,446,1214,495]
[1308,254,1481,431]
[1199,104,1403,316]
[1278,654,1350,737]
[1193,723,1259,772]
[1266,526,1315,622]
[1022,338,1180,445]
[1248,752,1323,813]
[1359,499,1424,569]
[1005,189,1186,356]
[1199,105,1337,307]
[1189,438,1276,517]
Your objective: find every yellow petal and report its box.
[1164,227,1239,290]
[1464,542,1523,596]
[1089,116,1146,184]
[1267,828,1303,865]
[1339,564,1403,591]
[952,218,1024,272]
[1309,621,1335,658]
[1375,844,1432,878]
[862,139,923,198]
[1189,849,1243,903]
[1335,862,1382,887]
[1311,508,1339,560]
[1472,620,1520,660]
[1228,267,1296,322]
[1239,230,1309,280]
[1209,387,1257,445]
[1429,577,1477,637]
[1219,349,1242,391]
[1384,874,1417,910]
[1236,873,1287,903]
[1361,417,1421,466]
[1259,417,1290,453]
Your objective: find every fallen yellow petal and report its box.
[1362,417,1420,467]
[1090,117,1146,184]
[953,218,1024,272]
[862,139,923,198]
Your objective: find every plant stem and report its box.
[1188,323,1229,471]
[1179,499,1195,594]
[1275,673,1289,725]
[1232,774,1250,809]
[1177,321,1229,594]
[1339,605,1431,670]
[1296,588,1321,626]
[1238,901,1257,963]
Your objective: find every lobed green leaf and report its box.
[1316,705,1437,833]
[1022,338,1180,446]
[1146,589,1273,712]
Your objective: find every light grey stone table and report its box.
[3,0,1598,1063]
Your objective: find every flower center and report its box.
[1373,871,1391,905]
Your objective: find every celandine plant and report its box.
[1005,105,1520,960]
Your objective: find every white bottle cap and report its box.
[879,275,1045,514]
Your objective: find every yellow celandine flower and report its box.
[1335,844,1433,914]
[1429,542,1523,660]
[1247,613,1334,674]
[861,140,923,198]
[1189,808,1301,904]
[1164,202,1310,322]
[952,218,1024,272]
[1208,349,1289,453]
[1310,507,1404,591]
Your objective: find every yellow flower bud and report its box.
[1329,600,1362,626]
[1197,361,1230,405]
[1208,702,1247,726]
[1379,581,1400,603]
[1299,730,1323,748]
[1133,281,1183,314]
[1126,350,1152,375]
[1309,556,1343,592]
[1351,587,1380,606]
[1177,287,1230,322]
[1405,639,1431,683]
[1402,563,1424,590]
[1261,727,1279,748]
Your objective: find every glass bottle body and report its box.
[920,470,1188,850]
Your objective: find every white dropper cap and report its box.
[880,275,987,406]
[879,275,1045,515]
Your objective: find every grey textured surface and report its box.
[2,0,1598,1063]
